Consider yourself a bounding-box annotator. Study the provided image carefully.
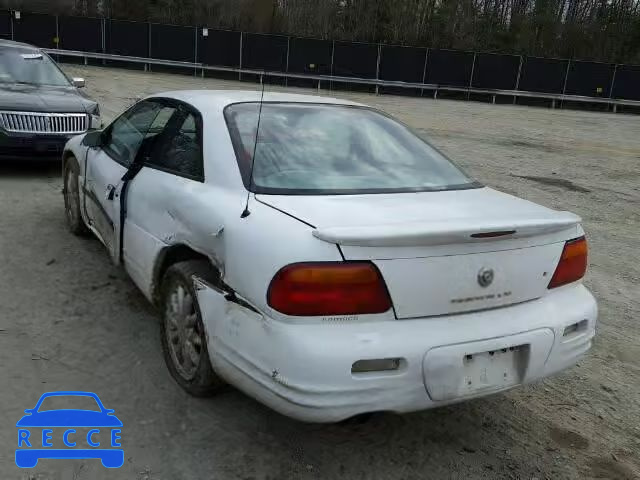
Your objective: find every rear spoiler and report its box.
[312,213,581,247]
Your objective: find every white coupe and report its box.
[62,91,597,422]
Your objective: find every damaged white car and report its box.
[62,91,597,422]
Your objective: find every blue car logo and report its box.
[16,391,123,468]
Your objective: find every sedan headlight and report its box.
[90,114,102,130]
[88,104,102,130]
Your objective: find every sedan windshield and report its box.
[0,47,70,87]
[224,103,479,194]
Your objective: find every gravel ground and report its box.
[0,65,639,480]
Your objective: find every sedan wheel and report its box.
[160,260,225,396]
[63,157,89,236]
[165,284,202,381]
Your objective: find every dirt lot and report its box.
[1,65,639,480]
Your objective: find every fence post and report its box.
[421,48,429,97]
[239,32,243,81]
[146,23,151,72]
[513,55,523,104]
[609,64,618,99]
[193,26,198,77]
[101,17,106,66]
[201,27,205,78]
[375,43,382,95]
[55,15,59,51]
[609,64,618,113]
[560,59,571,109]
[10,10,14,40]
[467,52,477,100]
[285,36,290,87]
[329,40,335,91]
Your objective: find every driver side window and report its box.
[103,100,165,167]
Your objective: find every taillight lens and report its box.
[548,237,588,289]
[267,262,392,316]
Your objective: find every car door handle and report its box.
[106,184,116,201]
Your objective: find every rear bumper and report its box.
[201,283,597,423]
[0,130,75,161]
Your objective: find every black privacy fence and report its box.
[5,10,640,101]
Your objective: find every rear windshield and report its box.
[224,102,479,195]
[0,47,70,87]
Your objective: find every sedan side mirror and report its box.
[82,130,104,147]
[72,77,86,88]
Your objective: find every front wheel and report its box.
[160,260,226,396]
[63,156,89,236]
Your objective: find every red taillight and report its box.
[267,262,392,316]
[548,237,588,289]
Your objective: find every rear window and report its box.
[224,102,479,195]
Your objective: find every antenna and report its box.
[240,72,266,219]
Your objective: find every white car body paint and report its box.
[196,281,595,422]
[64,90,597,423]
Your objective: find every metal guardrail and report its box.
[44,48,640,112]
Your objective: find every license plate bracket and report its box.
[422,331,553,402]
[461,346,526,395]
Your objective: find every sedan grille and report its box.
[0,111,89,134]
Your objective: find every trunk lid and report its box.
[257,187,582,318]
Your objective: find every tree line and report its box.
[6,0,640,63]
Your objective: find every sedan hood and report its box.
[0,83,95,113]
[256,187,580,248]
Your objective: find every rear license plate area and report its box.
[461,346,527,395]
[424,342,532,402]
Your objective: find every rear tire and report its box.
[160,260,226,396]
[63,156,89,236]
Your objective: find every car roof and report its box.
[146,90,367,111]
[0,39,40,51]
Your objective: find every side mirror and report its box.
[24,409,33,414]
[72,77,85,88]
[82,130,104,147]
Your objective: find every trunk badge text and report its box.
[477,268,494,288]
[450,268,510,305]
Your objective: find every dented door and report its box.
[84,147,127,262]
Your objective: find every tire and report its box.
[160,260,226,396]
[63,156,90,236]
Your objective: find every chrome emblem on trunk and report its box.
[477,267,494,288]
